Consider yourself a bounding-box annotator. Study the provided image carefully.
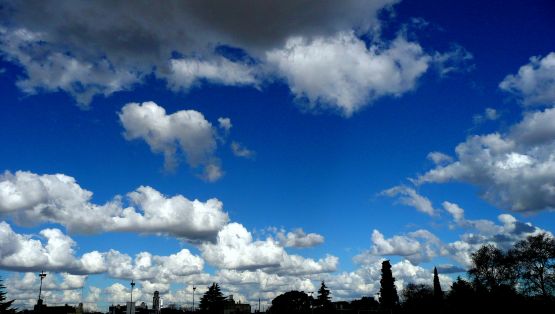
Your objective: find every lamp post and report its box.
[38,271,47,302]
[192,286,196,312]
[130,280,135,303]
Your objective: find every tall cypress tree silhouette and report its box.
[379,260,399,309]
[0,277,16,314]
[433,267,444,300]
[316,281,333,312]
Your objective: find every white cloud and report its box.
[442,201,464,222]
[441,210,551,268]
[0,222,81,272]
[392,260,451,291]
[381,186,435,216]
[0,170,229,240]
[362,229,439,265]
[0,28,140,107]
[231,142,255,159]
[99,249,204,282]
[119,101,223,180]
[275,228,324,248]
[201,223,284,270]
[417,107,555,212]
[201,223,337,275]
[121,186,229,239]
[500,52,555,106]
[370,230,421,257]
[0,221,206,281]
[165,58,259,91]
[266,33,430,116]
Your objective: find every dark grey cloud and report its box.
[1,0,459,115]
[1,0,397,63]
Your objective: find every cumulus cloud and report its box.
[0,221,206,280]
[275,228,325,248]
[0,222,80,272]
[361,229,440,265]
[266,33,430,116]
[0,1,468,117]
[201,223,337,275]
[0,170,229,240]
[97,249,204,282]
[119,101,225,180]
[416,107,555,212]
[381,186,435,215]
[0,27,140,107]
[441,209,551,267]
[201,223,283,270]
[370,230,421,257]
[500,52,555,106]
[391,260,451,291]
[0,0,400,109]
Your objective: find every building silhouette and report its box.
[152,291,160,314]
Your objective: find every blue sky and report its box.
[1,0,555,311]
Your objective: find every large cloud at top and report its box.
[0,0,463,115]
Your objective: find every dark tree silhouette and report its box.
[349,296,379,312]
[401,283,434,312]
[468,244,517,291]
[446,277,475,314]
[447,276,474,301]
[316,281,332,309]
[315,281,333,312]
[513,233,555,298]
[269,291,310,314]
[199,283,226,313]
[379,260,399,309]
[0,277,16,314]
[433,267,444,301]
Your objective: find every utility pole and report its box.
[192,286,196,312]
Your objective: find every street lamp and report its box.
[38,271,47,302]
[130,280,136,303]
[192,286,196,312]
